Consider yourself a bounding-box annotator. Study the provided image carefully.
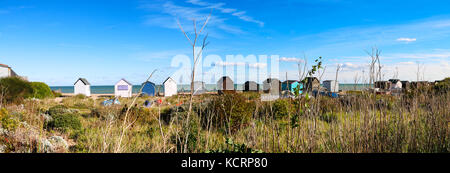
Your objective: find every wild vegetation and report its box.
[0,82,448,153]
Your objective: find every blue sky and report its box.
[0,0,449,85]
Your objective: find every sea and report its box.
[50,84,372,94]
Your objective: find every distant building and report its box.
[74,78,91,96]
[303,77,320,92]
[0,64,18,78]
[115,79,132,98]
[193,81,206,95]
[282,80,302,94]
[263,78,281,95]
[163,77,177,97]
[217,76,234,94]
[323,80,339,92]
[244,81,259,92]
[375,81,391,90]
[142,81,156,96]
[389,79,402,90]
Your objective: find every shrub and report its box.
[172,114,200,152]
[47,105,71,116]
[272,99,290,119]
[206,93,255,134]
[0,108,19,131]
[30,82,54,99]
[46,112,82,132]
[74,94,86,99]
[0,77,33,103]
[435,77,450,93]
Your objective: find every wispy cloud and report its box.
[140,1,246,36]
[294,17,450,53]
[186,0,264,27]
[396,37,416,42]
[279,57,304,63]
[132,49,190,62]
[339,62,366,70]
[214,61,267,68]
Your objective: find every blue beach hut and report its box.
[141,81,156,96]
[282,80,303,94]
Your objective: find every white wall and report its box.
[324,80,339,92]
[390,81,402,89]
[0,67,10,78]
[115,80,132,98]
[164,78,177,97]
[74,80,91,96]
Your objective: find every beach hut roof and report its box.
[0,64,10,68]
[142,81,156,85]
[75,78,90,85]
[265,78,280,83]
[283,80,298,84]
[117,78,132,85]
[163,77,175,84]
[220,76,232,80]
[389,79,401,83]
[305,77,319,81]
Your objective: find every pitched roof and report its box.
[117,78,132,85]
[75,78,90,85]
[163,77,175,84]
[0,64,10,68]
[265,78,280,83]
[142,81,155,86]
[245,81,258,84]
[283,80,298,84]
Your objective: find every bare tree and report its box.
[366,47,382,88]
[416,61,425,81]
[393,66,399,79]
[353,72,361,90]
[335,64,342,92]
[177,11,212,153]
[115,69,158,153]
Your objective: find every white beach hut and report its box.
[323,80,339,92]
[115,79,133,98]
[74,78,91,96]
[163,77,177,97]
[389,79,402,90]
[0,64,18,78]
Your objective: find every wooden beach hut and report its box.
[303,77,320,92]
[263,78,281,95]
[193,81,206,95]
[244,81,259,92]
[375,81,391,90]
[74,78,91,97]
[163,77,177,97]
[142,81,156,96]
[217,76,234,94]
[114,79,132,98]
[323,80,339,92]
